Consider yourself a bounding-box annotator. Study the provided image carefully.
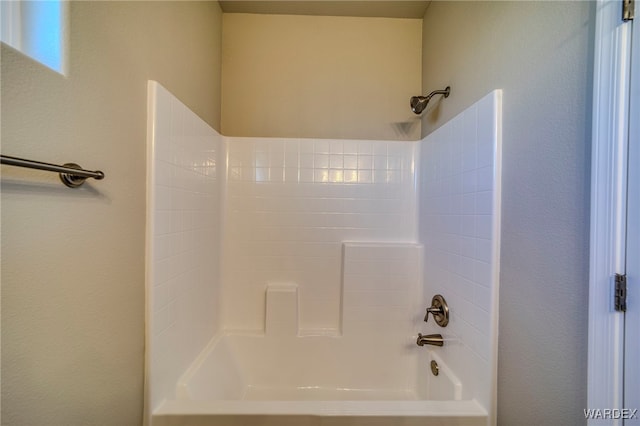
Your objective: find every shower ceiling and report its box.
[218,1,431,19]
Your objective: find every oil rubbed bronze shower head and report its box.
[410,86,451,114]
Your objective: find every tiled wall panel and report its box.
[222,138,417,332]
[418,90,501,412]
[342,243,423,336]
[147,82,224,411]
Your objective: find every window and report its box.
[1,0,67,74]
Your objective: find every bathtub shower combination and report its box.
[145,81,502,426]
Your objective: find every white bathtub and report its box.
[151,333,488,426]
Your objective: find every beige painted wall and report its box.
[221,13,422,141]
[0,2,222,425]
[421,2,593,424]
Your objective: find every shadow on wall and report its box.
[422,97,448,126]
[1,179,110,202]
[391,119,421,139]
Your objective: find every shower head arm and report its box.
[424,86,451,102]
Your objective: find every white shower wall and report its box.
[418,90,502,418]
[146,82,501,422]
[222,137,417,332]
[146,82,225,413]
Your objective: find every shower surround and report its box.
[145,81,501,426]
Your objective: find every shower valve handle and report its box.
[423,294,450,327]
[424,307,443,322]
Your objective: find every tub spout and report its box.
[416,333,444,347]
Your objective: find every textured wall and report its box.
[1,2,222,425]
[420,2,593,425]
[221,14,422,141]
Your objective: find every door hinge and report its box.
[615,273,627,312]
[624,0,635,21]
